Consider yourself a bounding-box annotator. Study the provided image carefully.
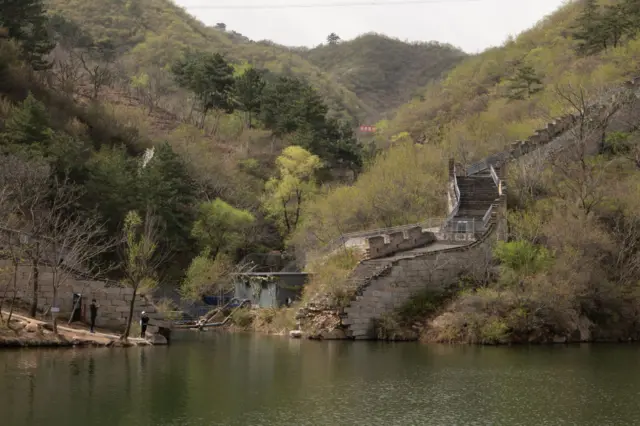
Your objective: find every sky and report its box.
[176,0,568,53]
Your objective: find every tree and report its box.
[172,52,236,128]
[573,0,606,55]
[191,199,255,258]
[234,67,266,128]
[1,93,52,151]
[505,64,544,100]
[79,40,117,100]
[179,249,234,302]
[139,142,197,259]
[549,83,631,215]
[264,146,322,236]
[0,0,55,70]
[130,68,172,114]
[601,4,630,49]
[0,156,51,317]
[119,210,163,341]
[261,76,327,138]
[42,178,115,334]
[327,33,341,45]
[319,118,364,174]
[215,23,227,31]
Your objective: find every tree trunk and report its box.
[51,286,58,334]
[29,260,39,318]
[121,284,138,340]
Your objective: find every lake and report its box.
[2,332,640,425]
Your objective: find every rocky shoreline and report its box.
[0,312,166,349]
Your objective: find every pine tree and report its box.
[506,65,544,100]
[0,0,55,70]
[234,67,266,128]
[327,33,341,45]
[139,142,197,258]
[172,52,236,127]
[573,0,607,55]
[1,93,52,149]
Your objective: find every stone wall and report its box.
[342,212,501,340]
[0,260,169,331]
[365,227,436,260]
[467,75,640,176]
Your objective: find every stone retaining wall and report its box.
[0,261,169,332]
[344,216,500,340]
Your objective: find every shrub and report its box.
[302,248,362,308]
[231,308,253,328]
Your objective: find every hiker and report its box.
[140,311,150,338]
[89,299,99,333]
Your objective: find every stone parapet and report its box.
[365,227,436,259]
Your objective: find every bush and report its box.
[302,248,362,308]
[231,308,253,328]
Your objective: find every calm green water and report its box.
[2,333,640,426]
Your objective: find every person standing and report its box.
[140,311,150,338]
[89,299,99,333]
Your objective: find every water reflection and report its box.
[2,336,640,426]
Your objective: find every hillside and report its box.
[296,0,640,344]
[44,0,373,122]
[303,33,467,119]
[296,0,640,246]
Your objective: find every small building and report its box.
[233,272,309,308]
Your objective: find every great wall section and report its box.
[296,76,640,340]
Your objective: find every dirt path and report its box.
[0,311,150,348]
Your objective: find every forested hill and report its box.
[303,34,467,118]
[44,0,372,122]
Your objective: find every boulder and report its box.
[25,322,41,333]
[147,333,168,345]
[553,335,567,344]
[320,328,348,340]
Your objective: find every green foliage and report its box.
[396,289,449,324]
[572,0,640,55]
[494,240,553,278]
[180,249,234,301]
[505,64,544,100]
[139,142,197,257]
[234,67,266,128]
[604,131,632,155]
[263,146,322,236]
[303,248,362,308]
[46,0,368,121]
[260,76,328,138]
[172,51,236,119]
[0,0,55,69]
[305,33,466,117]
[0,93,53,149]
[122,210,158,289]
[191,199,255,256]
[120,210,160,340]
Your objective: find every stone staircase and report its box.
[297,76,640,340]
[447,171,500,232]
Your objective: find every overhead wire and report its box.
[181,0,486,10]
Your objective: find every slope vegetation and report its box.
[45,0,371,121]
[304,33,467,118]
[297,0,640,246]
